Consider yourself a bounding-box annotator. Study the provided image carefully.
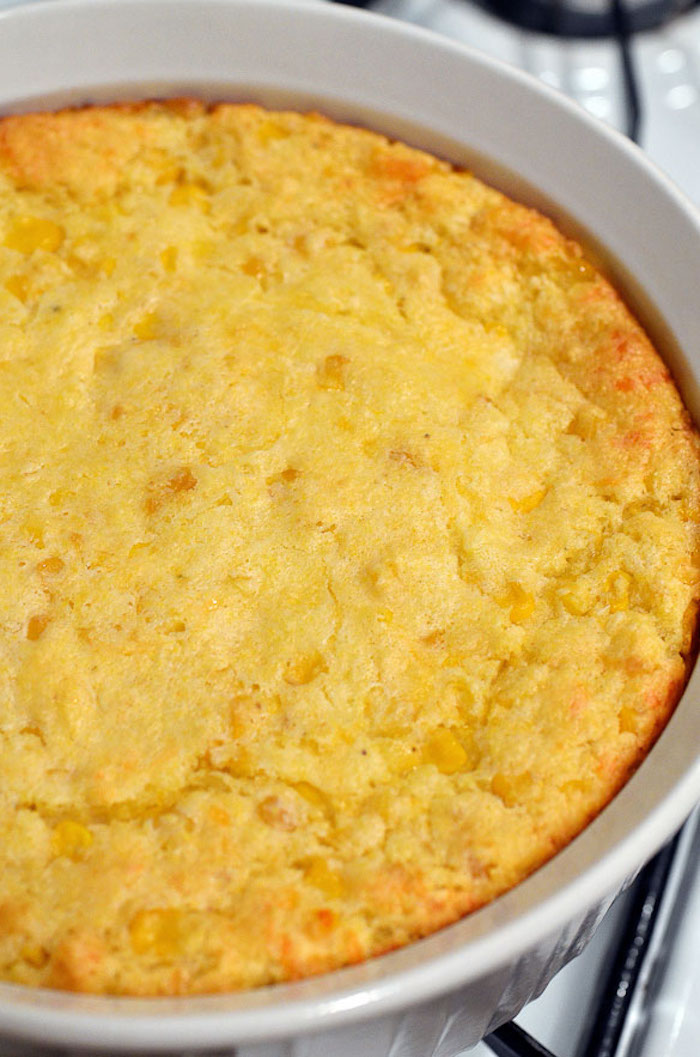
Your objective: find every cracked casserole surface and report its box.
[0,102,698,995]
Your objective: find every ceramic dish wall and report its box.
[0,2,698,1053]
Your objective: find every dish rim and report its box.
[0,0,698,1048]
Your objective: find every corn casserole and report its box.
[0,101,698,995]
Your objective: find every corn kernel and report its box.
[171,467,197,493]
[490,772,510,801]
[127,542,149,560]
[95,352,119,379]
[389,449,418,468]
[491,771,531,807]
[26,614,50,641]
[48,489,71,508]
[619,705,638,734]
[24,518,44,548]
[309,907,337,937]
[293,781,332,815]
[169,183,210,212]
[257,795,297,831]
[446,677,475,719]
[267,467,301,496]
[423,727,468,774]
[284,650,326,686]
[160,246,178,273]
[51,819,93,859]
[207,804,230,827]
[509,488,547,513]
[241,255,266,279]
[155,162,181,186]
[133,311,160,341]
[566,406,603,440]
[501,582,535,623]
[561,590,589,616]
[4,216,65,254]
[225,748,253,778]
[36,556,64,575]
[145,467,197,514]
[303,857,345,899]
[257,118,288,144]
[606,570,631,612]
[20,944,49,969]
[4,274,29,302]
[316,354,349,391]
[129,908,189,957]
[561,777,594,799]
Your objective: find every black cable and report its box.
[485,1020,558,1057]
[611,0,642,141]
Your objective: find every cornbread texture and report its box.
[0,101,698,995]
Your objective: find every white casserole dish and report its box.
[0,0,699,1053]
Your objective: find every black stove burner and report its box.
[472,0,697,37]
[337,0,699,36]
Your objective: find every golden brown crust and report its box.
[0,101,698,995]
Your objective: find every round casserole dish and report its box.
[0,0,698,1053]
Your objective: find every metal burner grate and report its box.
[468,0,699,37]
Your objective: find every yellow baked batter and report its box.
[0,102,697,994]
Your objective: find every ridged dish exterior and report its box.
[0,890,618,1055]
